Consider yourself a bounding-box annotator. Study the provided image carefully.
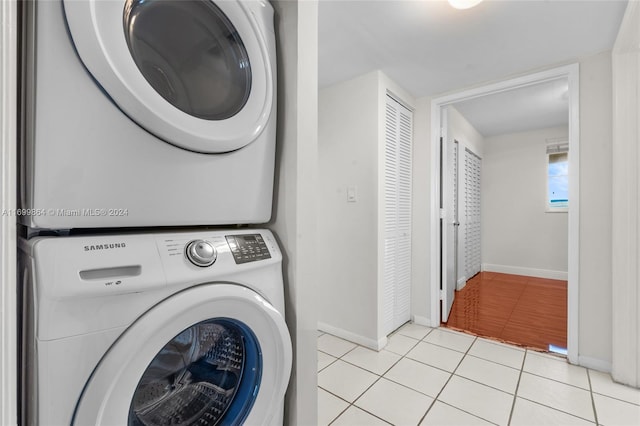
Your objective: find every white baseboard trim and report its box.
[482,263,568,281]
[317,322,387,351]
[457,276,467,291]
[577,355,612,373]
[411,315,435,328]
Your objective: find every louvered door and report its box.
[383,95,412,335]
[464,148,482,279]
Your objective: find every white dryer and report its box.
[20,0,277,229]
[20,229,291,425]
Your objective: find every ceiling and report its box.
[318,0,627,136]
[452,78,569,137]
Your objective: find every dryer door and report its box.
[72,284,291,426]
[62,0,274,153]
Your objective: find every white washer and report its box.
[20,0,277,229]
[19,229,291,425]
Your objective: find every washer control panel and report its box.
[225,234,272,264]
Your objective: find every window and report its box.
[547,140,568,212]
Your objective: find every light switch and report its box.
[347,186,358,202]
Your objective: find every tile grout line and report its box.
[514,360,600,424]
[320,342,373,425]
[465,352,522,371]
[321,366,393,426]
[340,330,429,423]
[419,339,476,355]
[448,373,520,398]
[317,350,341,373]
[587,369,599,425]
[327,328,427,425]
[430,400,501,426]
[507,348,528,425]
[345,327,438,425]
[590,391,640,407]
[515,395,600,424]
[416,335,484,425]
[520,370,592,392]
[317,386,355,426]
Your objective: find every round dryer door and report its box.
[72,284,292,425]
[62,0,274,153]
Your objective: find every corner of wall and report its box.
[270,1,319,424]
[611,0,640,387]
[410,96,433,324]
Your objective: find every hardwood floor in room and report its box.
[443,272,567,351]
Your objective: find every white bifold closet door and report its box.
[464,148,482,280]
[383,95,412,336]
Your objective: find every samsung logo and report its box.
[84,243,127,251]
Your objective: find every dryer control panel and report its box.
[226,234,272,264]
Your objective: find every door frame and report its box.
[429,64,580,364]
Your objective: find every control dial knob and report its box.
[186,240,217,267]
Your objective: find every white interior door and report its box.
[442,133,459,323]
[383,95,412,335]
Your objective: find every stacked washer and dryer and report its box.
[18,1,291,425]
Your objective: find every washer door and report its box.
[62,0,274,153]
[72,284,291,425]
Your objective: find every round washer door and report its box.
[72,284,291,426]
[62,0,274,153]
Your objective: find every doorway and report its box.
[430,64,580,362]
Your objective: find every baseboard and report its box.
[482,263,568,280]
[457,276,467,291]
[577,355,612,373]
[317,322,387,351]
[411,315,435,328]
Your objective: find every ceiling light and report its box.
[448,0,483,10]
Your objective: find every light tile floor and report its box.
[317,324,640,426]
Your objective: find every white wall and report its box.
[611,0,640,388]
[270,1,318,424]
[410,97,432,325]
[481,126,569,278]
[578,50,613,369]
[317,71,380,345]
[317,70,414,348]
[446,105,485,157]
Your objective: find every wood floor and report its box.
[443,272,567,351]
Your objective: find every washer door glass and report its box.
[128,318,262,426]
[123,0,252,121]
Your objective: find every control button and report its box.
[185,240,217,267]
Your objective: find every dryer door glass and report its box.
[123,0,252,121]
[128,318,262,426]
